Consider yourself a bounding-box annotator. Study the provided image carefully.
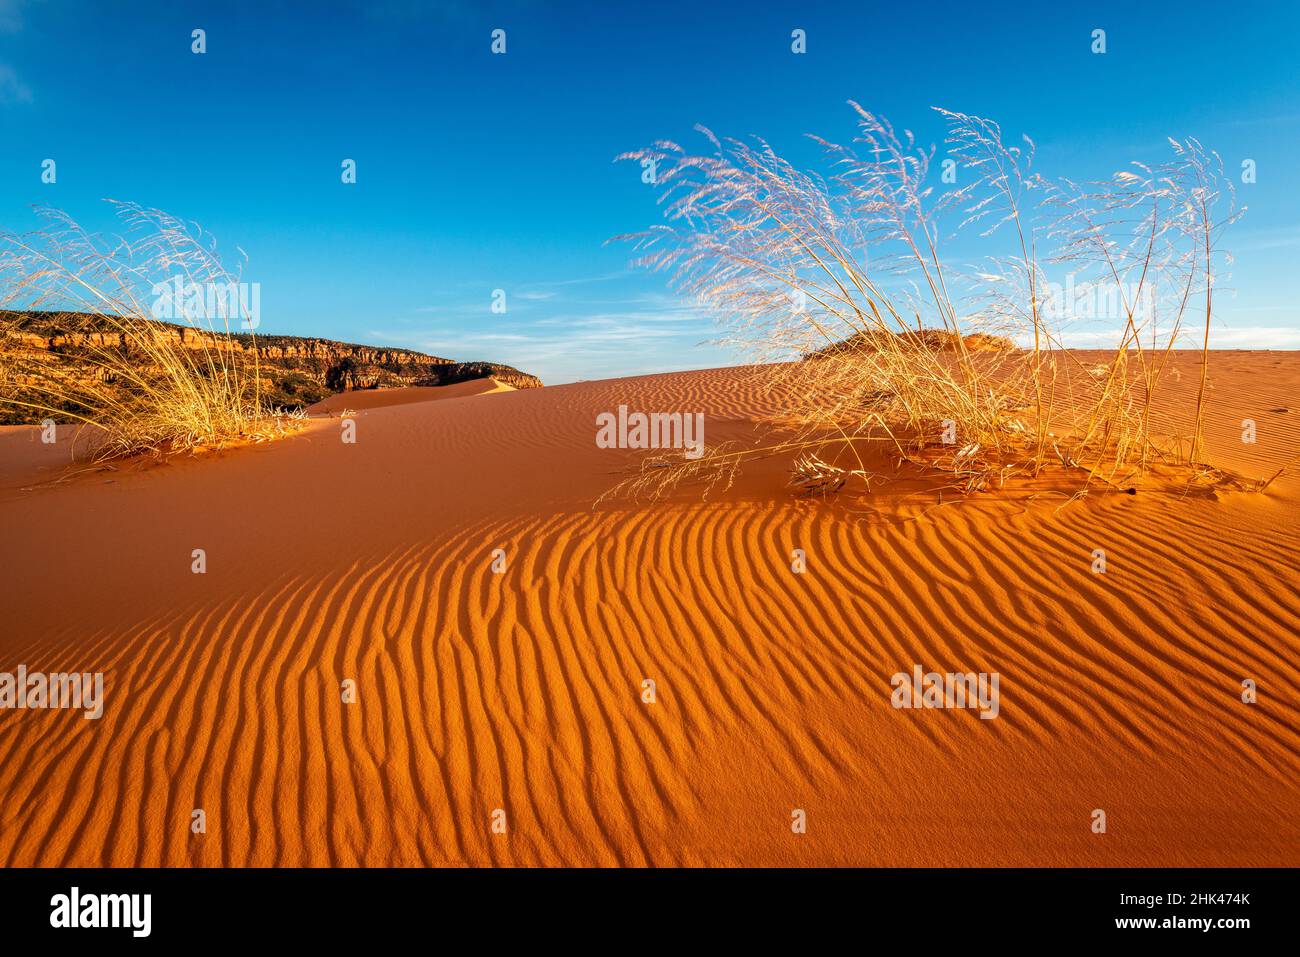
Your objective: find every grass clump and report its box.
[0,202,302,462]
[612,105,1244,499]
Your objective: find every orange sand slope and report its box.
[305,377,515,415]
[0,353,1298,866]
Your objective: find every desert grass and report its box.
[610,105,1245,500]
[0,202,301,461]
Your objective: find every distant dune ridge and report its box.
[802,328,1017,359]
[0,310,541,425]
[0,355,1297,866]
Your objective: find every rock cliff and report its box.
[0,311,542,424]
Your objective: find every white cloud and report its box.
[1205,326,1300,348]
[1050,325,1300,349]
[0,62,31,105]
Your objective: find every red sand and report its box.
[0,356,1297,866]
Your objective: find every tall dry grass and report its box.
[0,202,300,461]
[612,105,1243,498]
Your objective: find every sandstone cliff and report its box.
[0,311,542,424]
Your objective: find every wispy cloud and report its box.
[365,284,727,383]
[1205,326,1300,348]
[1231,225,1300,253]
[0,62,31,105]
[530,270,631,288]
[1052,325,1300,349]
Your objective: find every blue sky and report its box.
[1,0,1297,383]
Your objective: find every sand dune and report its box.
[1,354,1298,866]
[304,377,515,415]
